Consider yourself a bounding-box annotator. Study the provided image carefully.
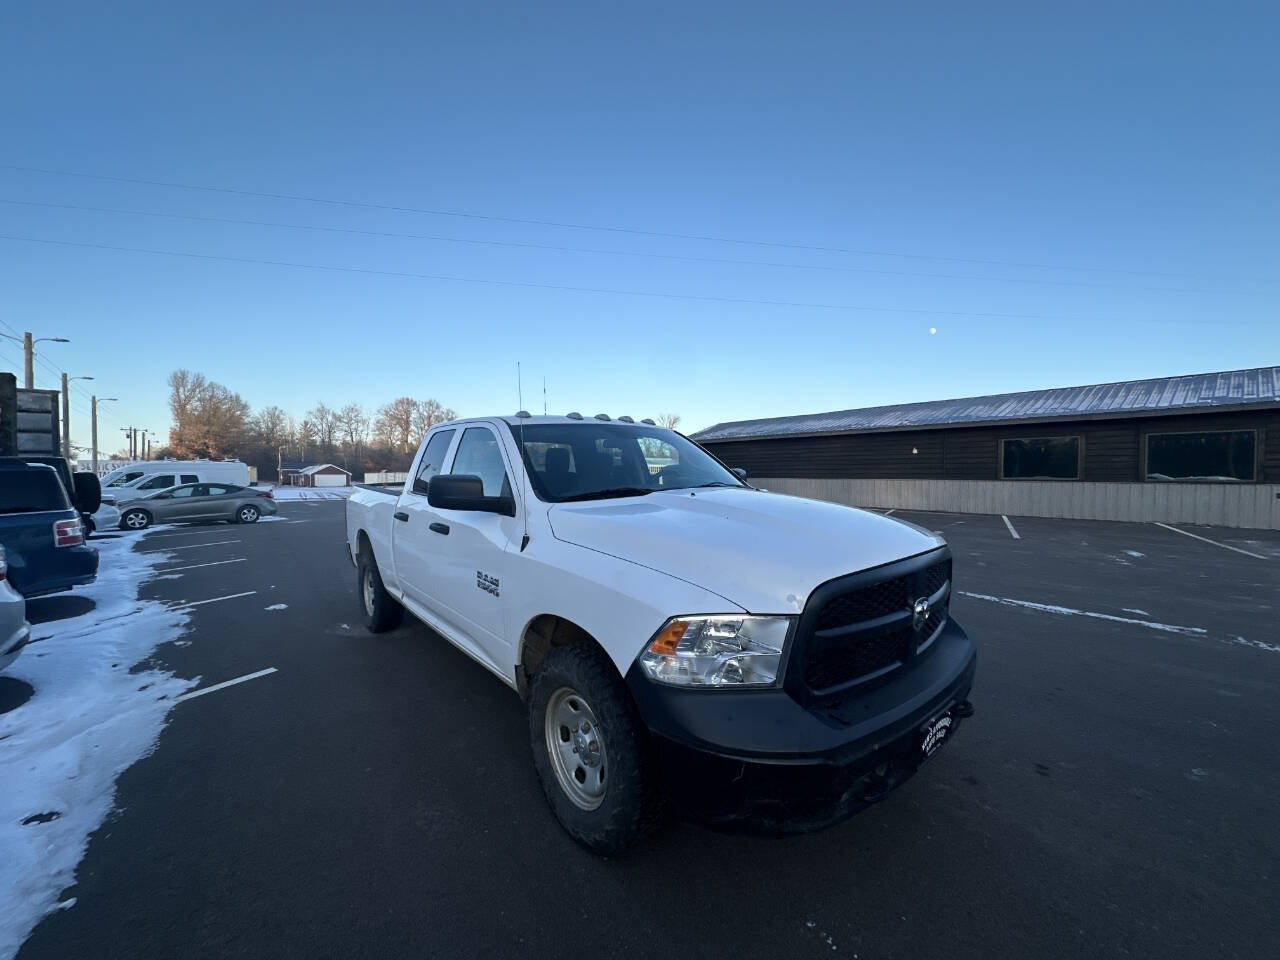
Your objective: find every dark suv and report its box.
[0,462,99,597]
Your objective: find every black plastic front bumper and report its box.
[625,617,976,833]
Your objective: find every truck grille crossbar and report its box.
[798,553,952,694]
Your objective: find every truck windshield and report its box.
[508,423,744,502]
[0,469,72,514]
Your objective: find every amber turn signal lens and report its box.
[648,620,688,656]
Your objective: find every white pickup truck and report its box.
[346,414,976,854]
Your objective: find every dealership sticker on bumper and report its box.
[920,709,955,759]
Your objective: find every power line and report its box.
[0,231,1142,324]
[0,197,1248,297]
[0,162,1236,282]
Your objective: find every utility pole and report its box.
[24,332,33,390]
[61,373,70,457]
[140,429,147,460]
[122,427,135,460]
[91,396,117,473]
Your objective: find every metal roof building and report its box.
[693,367,1280,529]
[692,367,1280,443]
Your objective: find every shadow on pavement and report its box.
[0,675,35,714]
[25,595,97,625]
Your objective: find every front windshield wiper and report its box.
[558,487,656,502]
[692,481,744,488]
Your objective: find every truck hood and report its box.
[546,489,943,614]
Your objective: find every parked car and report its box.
[117,482,276,530]
[99,459,250,504]
[0,462,99,597]
[0,545,32,674]
[0,455,102,535]
[346,416,976,854]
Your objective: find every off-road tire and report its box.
[528,643,661,856]
[358,551,403,632]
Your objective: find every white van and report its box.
[100,460,252,503]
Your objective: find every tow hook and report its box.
[953,700,975,718]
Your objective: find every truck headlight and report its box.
[638,616,791,687]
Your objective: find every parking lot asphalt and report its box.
[15,501,1280,960]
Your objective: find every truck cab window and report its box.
[450,428,510,498]
[137,474,176,491]
[412,429,455,495]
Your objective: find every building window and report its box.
[1001,437,1080,479]
[1146,430,1255,482]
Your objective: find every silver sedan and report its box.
[118,483,278,530]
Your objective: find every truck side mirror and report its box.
[731,467,748,479]
[427,474,516,517]
[73,471,102,513]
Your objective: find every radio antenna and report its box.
[517,363,530,551]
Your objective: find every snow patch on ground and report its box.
[0,533,194,960]
[1122,608,1150,616]
[1124,550,1145,558]
[264,604,288,611]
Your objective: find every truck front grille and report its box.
[797,552,952,695]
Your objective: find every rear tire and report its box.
[121,508,151,530]
[528,643,660,856]
[236,504,260,524]
[358,552,403,632]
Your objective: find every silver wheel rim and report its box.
[362,566,376,617]
[125,512,146,529]
[240,507,257,522]
[544,687,608,810]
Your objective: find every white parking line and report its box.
[959,591,1280,653]
[1002,515,1021,539]
[143,539,241,553]
[145,529,236,540]
[1153,522,1267,560]
[161,558,248,573]
[175,667,278,703]
[169,591,257,610]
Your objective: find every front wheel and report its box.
[528,644,660,856]
[121,508,151,530]
[236,504,260,523]
[358,552,403,632]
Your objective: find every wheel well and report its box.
[518,615,602,698]
[356,530,372,560]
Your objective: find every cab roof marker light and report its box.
[566,411,583,420]
[594,413,611,421]
[618,416,634,423]
[641,418,656,425]
[515,410,531,418]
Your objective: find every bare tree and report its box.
[411,398,457,445]
[374,396,418,453]
[307,402,339,456]
[166,369,250,458]
[338,402,371,467]
[655,413,681,430]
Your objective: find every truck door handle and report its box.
[394,511,409,522]
[429,522,450,535]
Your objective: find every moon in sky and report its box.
[929,327,937,335]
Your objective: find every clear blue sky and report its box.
[1,1,1276,452]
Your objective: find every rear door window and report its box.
[168,485,199,499]
[205,485,235,496]
[0,470,71,513]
